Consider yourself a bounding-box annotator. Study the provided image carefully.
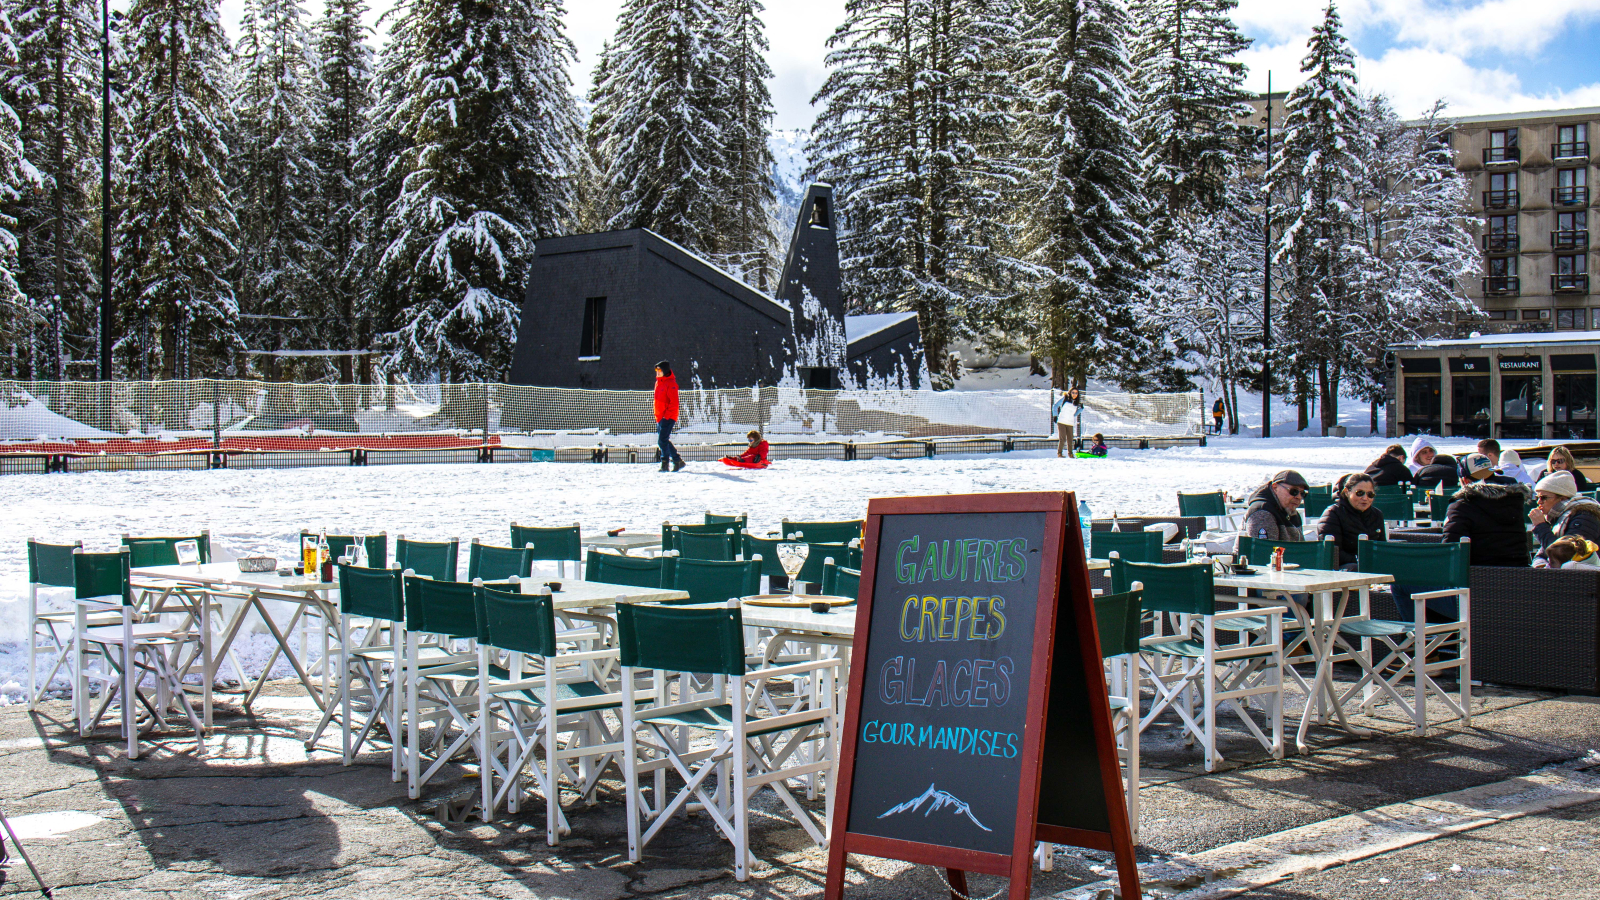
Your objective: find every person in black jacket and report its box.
[1317,472,1387,567]
[1441,457,1534,566]
[1413,453,1460,491]
[1364,444,1413,487]
[1530,470,1600,566]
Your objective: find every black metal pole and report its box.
[99,0,112,381]
[1262,72,1272,438]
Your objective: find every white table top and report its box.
[131,562,331,592]
[1213,567,1394,592]
[520,578,688,608]
[739,603,857,637]
[580,534,663,551]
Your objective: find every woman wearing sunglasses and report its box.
[1242,469,1310,543]
[1316,473,1387,567]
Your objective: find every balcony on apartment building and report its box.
[1552,142,1591,161]
[1483,232,1520,252]
[1484,190,1520,209]
[1553,230,1590,251]
[1554,186,1590,206]
[1483,146,1521,166]
[1553,273,1590,292]
[1483,276,1521,295]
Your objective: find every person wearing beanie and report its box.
[1241,469,1309,542]
[1531,469,1600,566]
[1498,449,1535,485]
[1414,453,1460,491]
[1442,458,1534,566]
[653,361,685,473]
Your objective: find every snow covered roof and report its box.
[1446,106,1600,126]
[1393,331,1600,351]
[640,229,793,318]
[846,312,918,344]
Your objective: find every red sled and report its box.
[722,458,771,469]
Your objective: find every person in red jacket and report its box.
[653,360,685,472]
[723,430,770,469]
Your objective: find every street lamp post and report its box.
[98,0,111,381]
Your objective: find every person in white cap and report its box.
[1498,449,1534,485]
[1530,470,1600,566]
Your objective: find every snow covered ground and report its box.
[0,432,1419,704]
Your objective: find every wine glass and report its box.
[777,543,810,595]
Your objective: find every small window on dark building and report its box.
[810,197,830,229]
[579,297,606,359]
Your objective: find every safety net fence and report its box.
[0,381,1202,470]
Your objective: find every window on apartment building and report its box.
[1557,124,1587,146]
[1558,211,1588,231]
[1558,309,1588,330]
[1523,309,1550,320]
[1489,171,1517,192]
[1489,128,1518,150]
[1557,255,1588,276]
[1486,310,1511,321]
[1488,256,1518,276]
[1488,215,1515,234]
[1558,168,1588,189]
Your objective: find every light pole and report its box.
[99,0,112,381]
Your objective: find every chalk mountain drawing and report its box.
[877,784,993,831]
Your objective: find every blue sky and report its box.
[215,0,1600,130]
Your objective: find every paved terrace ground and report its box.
[3,673,1597,900]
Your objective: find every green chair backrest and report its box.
[705,512,748,529]
[1429,494,1455,522]
[120,531,211,566]
[396,536,459,581]
[1302,493,1336,519]
[616,602,744,677]
[744,534,859,580]
[28,538,81,587]
[1372,486,1410,516]
[673,528,736,561]
[1109,557,1214,616]
[1090,529,1163,563]
[742,534,789,578]
[304,532,388,568]
[1236,535,1337,570]
[467,540,534,581]
[476,583,555,657]
[1093,588,1144,658]
[1356,538,1470,589]
[584,550,674,588]
[671,557,761,605]
[661,521,738,553]
[509,523,581,562]
[822,561,860,599]
[1306,484,1333,499]
[338,563,404,621]
[403,574,482,639]
[780,519,863,544]
[74,548,132,606]
[1176,492,1226,518]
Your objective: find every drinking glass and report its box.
[777,543,810,595]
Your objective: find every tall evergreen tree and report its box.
[117,0,239,379]
[0,3,38,358]
[233,0,318,375]
[1011,0,1150,388]
[1269,0,1365,433]
[1128,0,1253,238]
[571,39,616,235]
[309,0,374,383]
[714,0,775,288]
[809,0,1021,385]
[371,0,578,381]
[590,0,731,258]
[6,0,98,378]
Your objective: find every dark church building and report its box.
[507,184,926,391]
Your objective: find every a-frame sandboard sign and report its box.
[823,491,1139,900]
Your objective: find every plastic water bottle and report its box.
[1078,500,1093,557]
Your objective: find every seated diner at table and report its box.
[1531,471,1600,567]
[1242,469,1308,542]
[1546,445,1592,492]
[1441,453,1534,567]
[1316,472,1386,568]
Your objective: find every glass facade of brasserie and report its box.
[1389,333,1600,439]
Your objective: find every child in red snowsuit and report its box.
[723,431,770,469]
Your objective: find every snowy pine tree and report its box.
[232,0,318,375]
[309,0,374,383]
[590,0,731,258]
[1269,0,1366,433]
[571,39,616,235]
[809,0,1021,385]
[370,0,578,381]
[1128,0,1253,239]
[0,4,38,352]
[1011,0,1150,388]
[117,0,239,379]
[714,0,776,288]
[5,0,99,378]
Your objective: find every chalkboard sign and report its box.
[824,492,1137,900]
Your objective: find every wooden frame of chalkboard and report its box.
[823,491,1138,900]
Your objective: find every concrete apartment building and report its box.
[1451,107,1596,332]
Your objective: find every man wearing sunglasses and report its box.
[1242,469,1310,543]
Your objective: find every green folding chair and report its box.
[671,557,761,605]
[745,534,860,588]
[672,528,736,561]
[1302,492,1336,519]
[1176,492,1226,518]
[704,511,748,531]
[660,521,737,555]
[510,522,583,580]
[26,538,96,710]
[1090,529,1163,563]
[1341,537,1471,735]
[1094,587,1142,840]
[1110,557,1284,772]
[616,602,836,880]
[1429,494,1455,524]
[304,563,407,773]
[120,530,212,566]
[395,535,459,581]
[820,560,860,600]
[399,574,484,798]
[779,519,862,544]
[1372,486,1413,525]
[1235,535,1338,571]
[467,539,534,581]
[302,531,388,568]
[585,550,676,588]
